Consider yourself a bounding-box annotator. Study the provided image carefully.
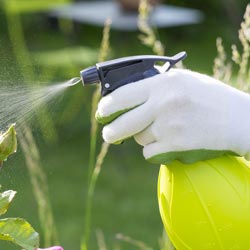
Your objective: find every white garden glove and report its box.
[96,68,250,164]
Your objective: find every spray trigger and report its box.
[80,51,187,96]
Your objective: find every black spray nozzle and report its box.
[80,51,187,96]
[81,66,100,85]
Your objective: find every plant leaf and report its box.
[0,124,17,162]
[0,218,39,250]
[0,190,16,216]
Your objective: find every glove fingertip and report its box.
[102,126,128,145]
[102,126,116,144]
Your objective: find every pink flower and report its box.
[38,246,64,250]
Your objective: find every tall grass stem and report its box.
[82,142,110,250]
[96,229,108,250]
[138,0,164,56]
[18,125,58,246]
[81,19,111,250]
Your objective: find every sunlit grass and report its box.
[18,125,58,247]
[214,4,250,92]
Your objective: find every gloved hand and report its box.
[96,68,250,164]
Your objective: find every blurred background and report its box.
[0,0,249,249]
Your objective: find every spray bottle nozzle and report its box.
[79,51,187,96]
[80,66,100,85]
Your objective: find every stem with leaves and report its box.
[0,125,39,250]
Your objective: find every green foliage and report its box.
[0,188,39,250]
[0,124,17,164]
[0,125,40,250]
[0,190,16,216]
[0,218,39,250]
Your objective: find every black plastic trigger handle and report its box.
[80,51,187,96]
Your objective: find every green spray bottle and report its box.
[77,52,250,250]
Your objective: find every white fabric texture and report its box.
[96,68,250,161]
